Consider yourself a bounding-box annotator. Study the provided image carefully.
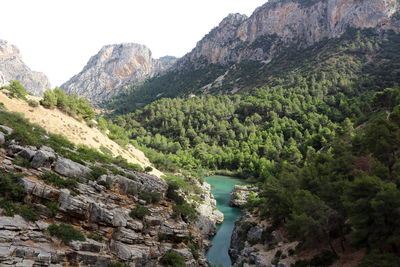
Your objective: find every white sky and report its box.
[0,0,266,87]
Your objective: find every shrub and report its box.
[0,200,18,216]
[108,262,129,267]
[139,191,162,204]
[1,80,27,99]
[172,203,197,222]
[357,253,400,267]
[18,204,38,221]
[45,201,58,217]
[144,166,153,172]
[40,90,57,108]
[48,223,85,244]
[107,166,126,176]
[39,172,78,190]
[87,166,108,180]
[27,99,39,107]
[161,251,186,267]
[129,205,149,219]
[0,172,25,201]
[87,233,104,242]
[12,156,31,168]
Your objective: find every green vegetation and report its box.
[98,29,400,262]
[108,262,129,267]
[0,172,25,201]
[161,251,187,267]
[18,204,38,221]
[1,80,27,99]
[12,156,31,168]
[40,88,95,121]
[0,171,39,221]
[165,175,198,222]
[87,165,108,180]
[139,191,162,203]
[47,223,85,244]
[45,201,58,217]
[87,233,104,242]
[39,172,78,190]
[129,205,150,219]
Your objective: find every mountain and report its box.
[177,0,398,68]
[61,43,177,103]
[105,0,399,113]
[0,39,51,96]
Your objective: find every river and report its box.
[205,175,244,267]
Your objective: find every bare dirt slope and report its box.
[0,91,163,177]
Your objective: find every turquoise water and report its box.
[205,175,244,267]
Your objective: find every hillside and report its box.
[104,0,400,114]
[98,6,400,267]
[0,108,220,266]
[0,91,163,177]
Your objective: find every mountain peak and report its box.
[0,39,50,96]
[61,43,176,102]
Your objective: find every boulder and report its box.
[17,147,36,161]
[160,221,190,240]
[69,239,105,253]
[110,241,149,261]
[107,172,167,196]
[0,125,13,135]
[21,178,61,200]
[54,157,90,180]
[58,191,89,219]
[0,132,4,145]
[144,215,163,226]
[31,150,56,169]
[113,228,144,244]
[89,204,127,227]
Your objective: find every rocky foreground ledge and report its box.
[0,124,219,266]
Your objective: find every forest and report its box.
[99,28,400,265]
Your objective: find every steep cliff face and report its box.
[61,43,176,103]
[0,40,51,96]
[177,0,398,69]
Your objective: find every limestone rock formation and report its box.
[0,121,218,266]
[61,43,177,102]
[177,0,399,69]
[0,40,51,96]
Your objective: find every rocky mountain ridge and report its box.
[61,43,177,103]
[104,0,400,112]
[177,0,399,70]
[0,40,51,96]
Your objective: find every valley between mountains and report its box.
[1,0,400,266]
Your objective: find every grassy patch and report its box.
[39,172,78,190]
[86,166,108,180]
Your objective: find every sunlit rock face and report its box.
[176,0,399,69]
[61,43,176,102]
[0,39,51,96]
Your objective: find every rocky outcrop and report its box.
[177,0,399,70]
[0,40,51,96]
[61,43,177,102]
[230,185,259,207]
[229,212,299,267]
[0,123,212,266]
[193,181,224,236]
